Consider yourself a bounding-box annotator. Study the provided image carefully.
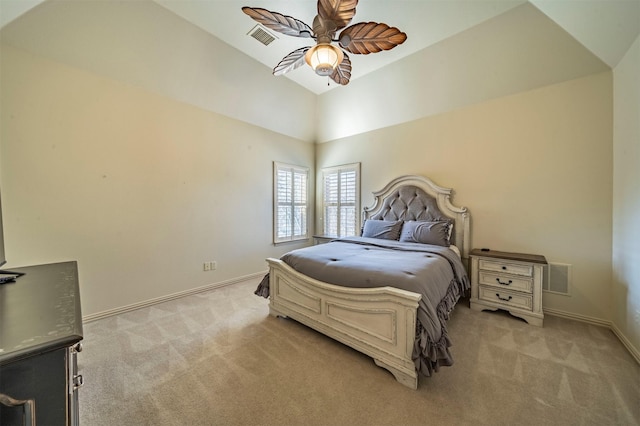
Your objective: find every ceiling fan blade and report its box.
[330,53,352,85]
[317,0,358,31]
[242,7,313,38]
[273,47,312,76]
[338,22,407,54]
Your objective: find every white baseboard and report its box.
[543,307,611,327]
[544,307,640,365]
[611,322,640,365]
[83,270,267,323]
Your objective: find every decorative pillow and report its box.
[399,220,452,247]
[361,220,403,240]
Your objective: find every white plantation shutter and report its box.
[274,162,309,243]
[324,172,339,236]
[322,163,360,237]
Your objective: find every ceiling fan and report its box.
[242,0,407,86]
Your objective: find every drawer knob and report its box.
[501,266,507,270]
[496,278,513,286]
[496,293,512,302]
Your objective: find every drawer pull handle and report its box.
[496,278,513,286]
[0,393,36,426]
[496,293,512,302]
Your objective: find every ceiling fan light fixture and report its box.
[243,3,407,86]
[304,43,344,76]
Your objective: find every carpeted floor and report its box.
[79,278,639,426]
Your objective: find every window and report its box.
[322,163,360,237]
[274,162,309,243]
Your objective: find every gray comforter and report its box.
[256,236,470,376]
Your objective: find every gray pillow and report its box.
[361,220,403,240]
[399,221,452,246]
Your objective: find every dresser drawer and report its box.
[478,259,533,277]
[478,271,533,293]
[478,286,533,310]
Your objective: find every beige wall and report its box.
[613,35,640,356]
[0,45,314,316]
[316,3,608,143]
[317,72,613,322]
[0,0,317,142]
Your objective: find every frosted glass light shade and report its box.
[305,43,344,76]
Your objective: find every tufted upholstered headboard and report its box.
[363,175,471,268]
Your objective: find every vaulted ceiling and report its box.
[1,0,638,142]
[2,0,639,95]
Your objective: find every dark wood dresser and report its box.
[0,261,84,425]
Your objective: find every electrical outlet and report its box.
[203,261,217,271]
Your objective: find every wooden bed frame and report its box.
[266,175,470,389]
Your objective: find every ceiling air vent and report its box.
[248,24,277,46]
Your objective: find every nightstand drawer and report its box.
[478,286,532,310]
[478,271,533,293]
[478,259,533,277]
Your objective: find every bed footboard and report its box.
[267,258,421,389]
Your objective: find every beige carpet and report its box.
[79,278,639,426]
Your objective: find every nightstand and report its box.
[312,235,336,245]
[469,249,547,326]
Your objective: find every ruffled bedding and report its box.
[255,236,469,377]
